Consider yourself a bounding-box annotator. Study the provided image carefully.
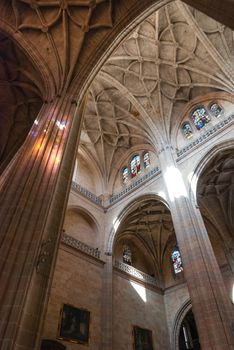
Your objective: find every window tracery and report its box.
[121,151,152,185]
[180,101,225,140]
[191,106,210,130]
[171,246,183,274]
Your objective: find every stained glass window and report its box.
[123,245,132,265]
[191,106,210,130]
[143,152,150,168]
[181,122,193,139]
[130,154,141,177]
[122,167,129,184]
[171,246,183,274]
[209,102,223,118]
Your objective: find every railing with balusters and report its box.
[61,232,100,259]
[71,181,102,205]
[114,260,157,286]
[71,166,161,207]
[109,166,160,205]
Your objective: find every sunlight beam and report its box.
[130,280,147,303]
[113,217,120,233]
[164,166,187,201]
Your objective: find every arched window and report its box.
[143,151,150,168]
[122,167,129,184]
[123,245,132,265]
[209,102,223,118]
[181,122,193,139]
[130,154,141,177]
[191,106,210,130]
[171,246,183,274]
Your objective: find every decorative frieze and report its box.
[61,233,100,259]
[177,115,234,158]
[71,181,102,205]
[109,166,161,205]
[114,260,157,286]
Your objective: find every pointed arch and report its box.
[189,139,234,206]
[0,19,55,100]
[171,299,192,350]
[105,193,170,255]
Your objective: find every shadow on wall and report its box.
[41,339,66,350]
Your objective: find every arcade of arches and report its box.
[0,1,234,350]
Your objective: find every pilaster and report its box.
[101,254,113,350]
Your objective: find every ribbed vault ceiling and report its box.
[197,149,234,243]
[80,1,234,185]
[0,32,43,172]
[116,200,175,279]
[81,79,153,184]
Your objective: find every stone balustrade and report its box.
[71,167,160,207]
[71,181,102,205]
[109,166,160,205]
[177,114,234,158]
[114,260,157,286]
[61,233,100,259]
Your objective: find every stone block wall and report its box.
[113,271,170,350]
[42,246,103,350]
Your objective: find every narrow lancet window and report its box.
[130,155,141,177]
[122,167,129,184]
[181,122,193,139]
[171,246,183,274]
[143,152,150,168]
[209,102,223,118]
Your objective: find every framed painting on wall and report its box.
[133,326,154,350]
[57,304,90,344]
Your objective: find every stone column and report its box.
[199,199,234,274]
[158,145,234,350]
[101,254,113,350]
[0,95,83,350]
